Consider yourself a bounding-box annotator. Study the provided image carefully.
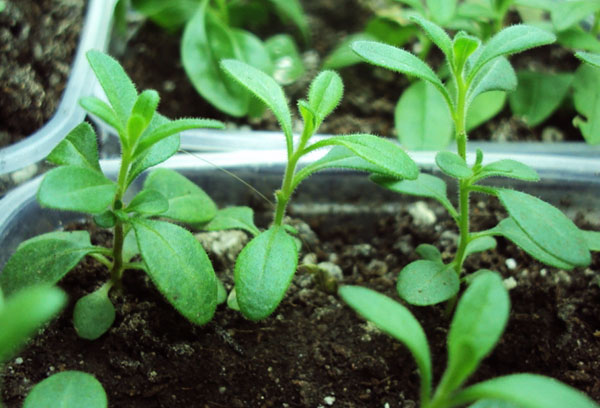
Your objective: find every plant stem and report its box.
[109,149,132,286]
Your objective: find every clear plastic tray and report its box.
[0,0,116,175]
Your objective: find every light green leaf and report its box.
[24,371,107,408]
[469,400,520,408]
[452,374,599,408]
[131,89,159,126]
[126,189,169,216]
[323,33,378,69]
[339,285,432,403]
[427,0,457,25]
[79,97,122,134]
[266,34,305,86]
[558,29,600,52]
[582,230,600,251]
[474,159,539,182]
[133,218,217,325]
[143,169,217,224]
[397,260,459,306]
[508,71,572,126]
[227,287,240,311]
[442,271,509,393]
[395,81,453,150]
[466,91,506,131]
[572,64,600,144]
[436,151,473,179]
[204,206,260,236]
[216,278,227,305]
[498,189,590,267]
[550,0,600,32]
[122,229,140,263]
[308,70,344,125]
[47,123,101,172]
[576,51,600,68]
[126,115,147,149]
[0,286,66,363]
[267,0,309,43]
[453,32,481,73]
[415,244,443,263]
[0,232,96,296]
[38,166,117,214]
[465,236,497,258]
[467,57,516,104]
[234,226,298,320]
[86,50,137,128]
[410,15,453,59]
[73,284,115,340]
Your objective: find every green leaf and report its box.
[576,51,600,68]
[79,97,122,134]
[339,285,432,403]
[216,278,227,305]
[397,260,460,306]
[467,57,516,104]
[427,0,456,25]
[572,64,600,144]
[508,71,572,126]
[550,0,600,32]
[466,91,506,131]
[143,169,217,224]
[308,70,344,125]
[453,32,481,73]
[133,218,217,325]
[474,159,539,182]
[323,33,378,70]
[132,89,159,125]
[415,244,443,263]
[93,210,116,228]
[204,206,260,236]
[468,400,520,408]
[126,115,147,149]
[582,230,600,251]
[234,226,298,320]
[73,284,115,340]
[467,25,555,80]
[131,0,198,30]
[409,15,453,59]
[395,81,453,150]
[352,41,447,97]
[498,189,591,267]
[126,189,169,216]
[24,371,107,408]
[442,271,509,393]
[38,166,117,214]
[267,0,309,43]
[372,173,457,218]
[558,29,600,53]
[265,34,305,85]
[436,151,473,179]
[490,218,576,269]
[47,123,101,171]
[122,229,141,263]
[221,59,293,143]
[0,286,66,363]
[297,99,316,135]
[86,50,137,128]
[0,231,95,296]
[465,236,497,258]
[452,374,600,408]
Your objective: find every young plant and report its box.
[0,286,108,408]
[572,52,600,144]
[339,271,600,408]
[352,17,598,307]
[0,50,225,339]
[220,59,420,320]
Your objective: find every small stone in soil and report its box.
[503,277,518,290]
[408,201,436,226]
[505,258,517,270]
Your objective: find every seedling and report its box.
[352,17,598,307]
[0,286,107,408]
[220,59,420,320]
[0,50,225,339]
[339,271,600,408]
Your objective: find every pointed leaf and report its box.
[143,169,217,223]
[24,371,107,408]
[395,81,453,150]
[73,284,115,340]
[339,285,432,401]
[453,32,480,73]
[551,0,600,32]
[427,0,456,25]
[216,278,227,305]
[133,219,217,325]
[576,51,600,68]
[308,70,344,124]
[234,226,298,320]
[466,91,506,131]
[409,15,453,59]
[204,206,260,236]
[452,374,599,408]
[443,271,509,393]
[131,89,159,126]
[474,159,539,182]
[436,151,473,179]
[0,286,66,363]
[397,260,459,306]
[465,236,497,258]
[126,189,169,216]
[86,50,137,127]
[467,57,516,104]
[582,230,600,252]
[572,64,600,145]
[79,97,123,134]
[0,231,96,296]
[498,189,590,267]
[38,166,117,214]
[47,123,101,171]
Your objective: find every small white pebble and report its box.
[218,386,226,394]
[15,357,23,365]
[505,258,517,270]
[384,403,391,408]
[540,268,548,277]
[503,277,517,290]
[408,201,437,226]
[324,396,336,406]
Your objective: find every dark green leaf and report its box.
[47,123,101,171]
[24,371,107,408]
[582,230,600,251]
[465,236,497,258]
[204,206,260,236]
[267,0,309,43]
[0,286,66,363]
[234,226,298,320]
[572,64,600,144]
[79,97,122,134]
[323,33,377,69]
[442,271,509,393]
[308,70,344,124]
[0,231,96,296]
[575,51,600,68]
[410,15,453,59]
[397,260,459,306]
[265,34,305,85]
[38,166,117,214]
[551,0,600,32]
[395,81,453,150]
[339,285,432,402]
[133,218,217,325]
[93,210,116,228]
[131,0,198,29]
[474,159,539,182]
[143,169,217,223]
[498,189,591,267]
[415,244,443,263]
[73,284,115,340]
[126,189,169,216]
[436,151,473,179]
[466,91,506,131]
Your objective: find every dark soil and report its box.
[2,197,599,407]
[0,0,85,147]
[116,0,583,143]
